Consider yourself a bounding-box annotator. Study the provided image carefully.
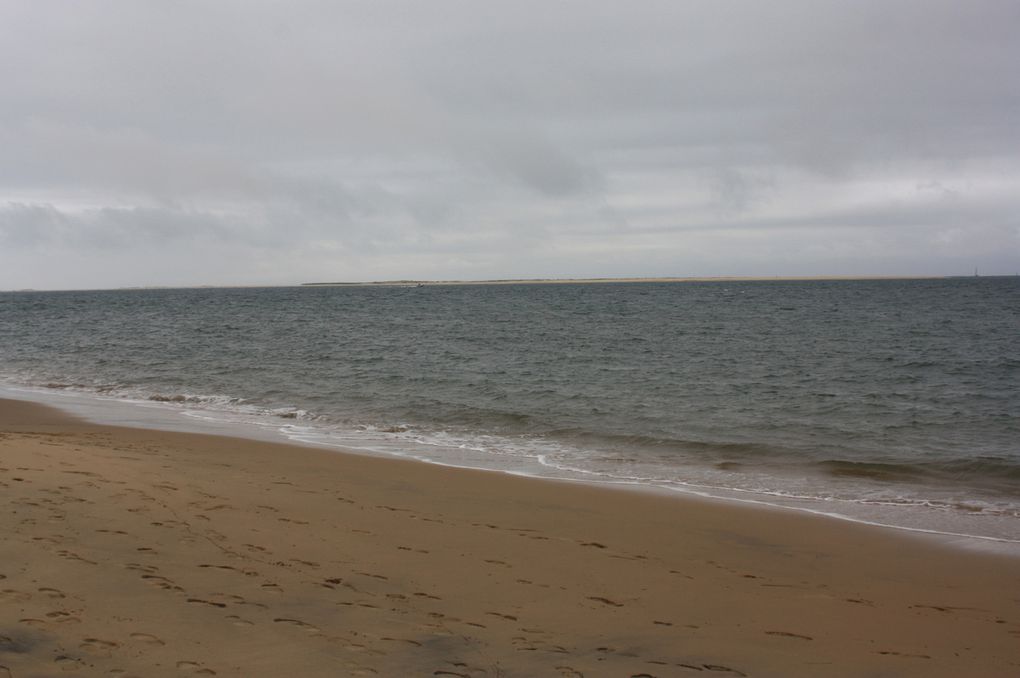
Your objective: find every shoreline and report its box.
[5,383,1019,554]
[2,397,1019,676]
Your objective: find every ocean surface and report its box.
[2,279,1018,546]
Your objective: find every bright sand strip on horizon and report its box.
[299,275,947,288]
[1,399,1018,677]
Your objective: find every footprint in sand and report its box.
[129,632,165,645]
[198,564,260,577]
[125,563,159,573]
[196,503,233,512]
[142,574,184,592]
[225,615,254,627]
[211,593,248,605]
[53,655,85,671]
[273,618,322,635]
[353,571,386,580]
[0,635,19,654]
[878,650,932,659]
[80,637,120,656]
[700,665,747,675]
[31,536,61,545]
[381,637,422,647]
[765,630,813,640]
[56,550,97,565]
[176,660,217,674]
[45,610,82,624]
[0,589,31,602]
[38,587,66,598]
[243,543,271,553]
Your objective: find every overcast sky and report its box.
[1,1,1018,289]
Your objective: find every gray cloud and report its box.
[0,1,1018,288]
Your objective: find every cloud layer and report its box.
[1,1,1018,288]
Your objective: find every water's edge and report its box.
[5,383,1018,558]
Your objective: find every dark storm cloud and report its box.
[0,1,1017,288]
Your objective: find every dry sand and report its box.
[1,398,1018,677]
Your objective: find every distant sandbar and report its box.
[302,275,946,287]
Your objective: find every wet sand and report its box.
[1,398,1018,677]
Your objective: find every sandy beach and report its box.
[1,398,1018,677]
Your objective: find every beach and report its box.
[5,281,1018,544]
[1,398,1018,677]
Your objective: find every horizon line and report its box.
[9,272,1019,293]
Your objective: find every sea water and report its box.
[2,279,1018,546]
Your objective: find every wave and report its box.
[19,380,313,423]
[4,372,1019,543]
[25,377,1020,492]
[40,380,122,394]
[817,460,930,482]
[817,457,1020,489]
[5,373,1020,542]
